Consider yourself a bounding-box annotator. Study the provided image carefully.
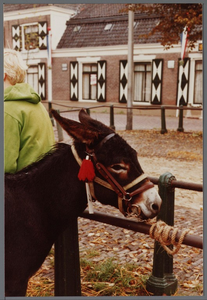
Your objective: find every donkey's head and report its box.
[51,109,162,219]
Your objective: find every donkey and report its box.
[5,109,162,296]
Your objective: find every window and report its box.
[134,62,151,102]
[22,23,39,51]
[194,60,203,104]
[82,64,97,100]
[12,22,47,52]
[26,66,38,93]
[73,26,81,32]
[104,24,113,31]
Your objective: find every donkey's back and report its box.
[5,143,87,296]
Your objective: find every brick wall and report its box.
[52,57,70,101]
[160,52,180,106]
[52,53,182,105]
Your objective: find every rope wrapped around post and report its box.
[149,220,190,255]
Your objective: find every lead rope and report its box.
[149,220,190,255]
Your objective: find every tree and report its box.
[123,3,202,50]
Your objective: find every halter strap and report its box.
[71,144,114,192]
[71,144,148,192]
[71,144,154,215]
[95,133,116,151]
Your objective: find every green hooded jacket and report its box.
[4,83,55,173]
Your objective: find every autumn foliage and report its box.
[123,4,202,50]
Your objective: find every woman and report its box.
[4,48,55,173]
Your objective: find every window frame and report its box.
[134,62,152,103]
[20,22,39,52]
[82,63,98,101]
[193,60,203,105]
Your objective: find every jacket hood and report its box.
[4,83,41,104]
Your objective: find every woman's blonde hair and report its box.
[4,48,28,85]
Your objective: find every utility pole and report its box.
[47,27,54,125]
[126,9,134,130]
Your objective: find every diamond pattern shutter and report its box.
[97,60,106,102]
[38,21,47,50]
[151,59,163,104]
[12,25,21,51]
[70,61,78,101]
[177,58,190,106]
[38,63,46,100]
[119,60,128,103]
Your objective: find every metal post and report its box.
[161,106,167,134]
[56,110,63,142]
[54,218,81,296]
[146,172,178,295]
[110,105,115,130]
[126,9,134,130]
[47,27,54,126]
[177,105,184,132]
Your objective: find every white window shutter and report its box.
[70,61,78,101]
[38,63,46,100]
[177,58,190,106]
[97,60,106,102]
[38,21,48,50]
[12,25,21,51]
[151,59,163,104]
[119,60,128,103]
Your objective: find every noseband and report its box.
[71,133,154,216]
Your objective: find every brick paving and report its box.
[78,202,203,296]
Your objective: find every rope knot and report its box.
[150,220,190,255]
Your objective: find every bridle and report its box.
[71,133,154,216]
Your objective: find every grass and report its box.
[27,251,152,297]
[80,257,152,296]
[27,247,203,297]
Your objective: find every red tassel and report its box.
[78,156,95,182]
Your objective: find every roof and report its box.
[57,4,161,49]
[3,3,82,13]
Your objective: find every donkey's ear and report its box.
[79,109,114,134]
[51,109,99,144]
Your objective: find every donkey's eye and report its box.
[112,165,124,171]
[111,164,127,171]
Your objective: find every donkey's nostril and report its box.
[151,203,159,211]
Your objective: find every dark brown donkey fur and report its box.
[5,109,161,296]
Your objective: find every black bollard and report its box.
[110,105,115,130]
[177,105,184,132]
[160,106,167,134]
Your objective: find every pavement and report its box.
[53,110,203,142]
